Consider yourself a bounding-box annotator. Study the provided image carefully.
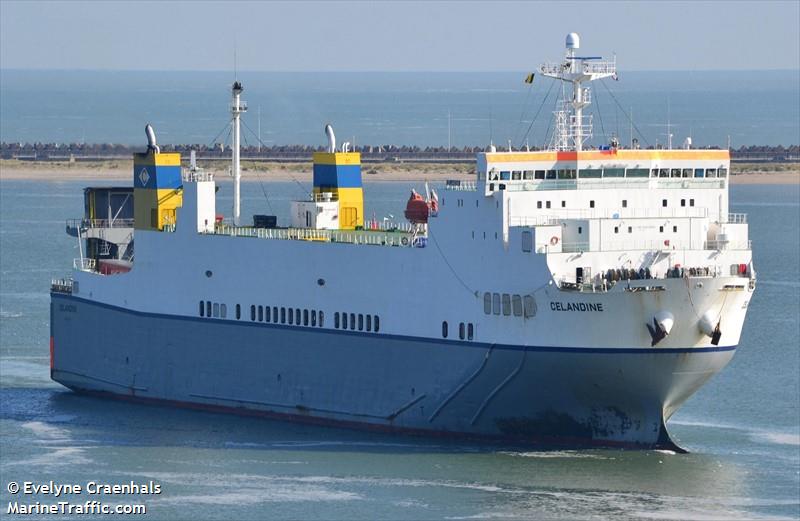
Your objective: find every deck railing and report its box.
[50,278,74,294]
[211,224,418,247]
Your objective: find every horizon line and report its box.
[2,67,799,74]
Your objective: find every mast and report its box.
[231,81,247,226]
[540,33,616,151]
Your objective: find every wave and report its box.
[671,419,800,446]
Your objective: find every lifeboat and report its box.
[404,189,430,224]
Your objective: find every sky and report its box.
[1,0,799,71]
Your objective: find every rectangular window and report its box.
[358,314,364,331]
[546,201,551,209]
[311,310,317,327]
[579,168,602,178]
[546,170,557,179]
[534,170,545,180]
[236,304,241,320]
[258,305,263,322]
[304,309,309,326]
[603,167,625,178]
[492,293,501,315]
[659,169,670,178]
[206,301,211,317]
[374,315,379,332]
[561,201,566,208]
[366,314,371,331]
[614,226,619,234]
[250,305,255,321]
[213,303,219,318]
[467,323,474,341]
[511,170,522,180]
[281,307,286,324]
[690,199,695,207]
[199,301,204,317]
[671,168,682,178]
[459,322,465,340]
[537,201,542,209]
[335,312,340,329]
[523,295,536,317]
[484,292,492,314]
[319,311,325,328]
[265,306,271,323]
[626,168,649,178]
[681,199,686,207]
[521,231,532,252]
[512,295,523,317]
[706,168,717,178]
[659,226,664,233]
[220,304,227,319]
[578,226,583,234]
[558,169,576,180]
[523,170,534,180]
[500,171,511,180]
[662,199,668,207]
[502,294,511,316]
[682,168,692,178]
[628,226,633,233]
[288,308,293,325]
[673,225,678,232]
[342,312,348,329]
[589,200,595,208]
[650,169,659,178]
[350,313,356,330]
[442,321,448,338]
[719,168,728,177]
[622,199,627,208]
[694,168,705,178]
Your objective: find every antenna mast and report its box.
[231,80,247,226]
[540,33,616,151]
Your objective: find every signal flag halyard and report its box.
[524,73,535,84]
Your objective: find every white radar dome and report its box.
[566,32,580,49]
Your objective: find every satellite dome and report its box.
[566,32,580,49]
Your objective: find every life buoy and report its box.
[401,237,409,246]
[550,236,559,246]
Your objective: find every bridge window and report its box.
[694,168,705,178]
[682,168,692,177]
[603,167,624,178]
[512,171,522,180]
[650,169,659,178]
[579,168,601,178]
[627,168,649,177]
[523,170,534,180]
[558,169,576,180]
[546,170,557,179]
[492,293,501,315]
[512,295,523,316]
[500,171,511,180]
[719,168,728,177]
[671,169,682,178]
[484,292,492,314]
[706,168,718,178]
[534,170,545,180]
[659,169,669,178]
[502,294,511,316]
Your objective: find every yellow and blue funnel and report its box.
[133,151,183,230]
[312,152,363,230]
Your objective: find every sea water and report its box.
[1,70,799,148]
[0,178,798,520]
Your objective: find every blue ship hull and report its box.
[50,293,735,450]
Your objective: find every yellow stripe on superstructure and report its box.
[485,149,729,163]
[312,152,361,165]
[133,152,182,166]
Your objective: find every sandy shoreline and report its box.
[0,159,797,185]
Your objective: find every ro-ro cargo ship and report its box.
[50,34,755,449]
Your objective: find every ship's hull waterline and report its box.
[51,294,735,450]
